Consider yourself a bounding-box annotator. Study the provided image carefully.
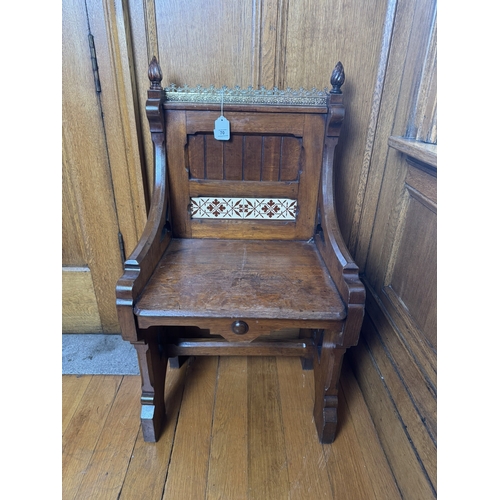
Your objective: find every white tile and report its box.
[190,197,297,220]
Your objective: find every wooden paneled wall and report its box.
[346,0,437,498]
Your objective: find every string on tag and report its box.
[214,86,230,141]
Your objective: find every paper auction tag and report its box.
[214,116,230,140]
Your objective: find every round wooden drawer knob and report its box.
[231,320,249,335]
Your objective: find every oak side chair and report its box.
[116,57,365,444]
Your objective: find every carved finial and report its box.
[330,62,345,94]
[148,56,163,90]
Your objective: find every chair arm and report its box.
[315,128,365,347]
[117,170,171,293]
[116,135,171,340]
[116,62,171,341]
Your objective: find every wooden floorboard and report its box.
[62,375,92,435]
[351,338,434,499]
[119,361,187,499]
[276,357,334,499]
[62,376,122,500]
[206,356,248,500]
[340,362,403,500]
[62,357,400,499]
[163,356,219,499]
[73,377,141,500]
[247,357,289,499]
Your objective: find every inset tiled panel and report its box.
[190,197,297,220]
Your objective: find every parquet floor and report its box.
[62,356,402,499]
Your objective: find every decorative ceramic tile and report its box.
[190,197,297,220]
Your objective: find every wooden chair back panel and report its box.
[185,110,306,135]
[166,108,326,240]
[187,134,302,182]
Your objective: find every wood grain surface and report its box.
[162,357,219,499]
[62,376,122,499]
[340,0,438,496]
[73,377,141,499]
[206,356,248,499]
[62,375,92,435]
[62,356,401,500]
[350,326,436,498]
[86,0,148,255]
[62,267,102,333]
[119,362,188,499]
[62,0,124,332]
[62,146,87,267]
[156,0,256,88]
[247,357,289,499]
[134,239,345,322]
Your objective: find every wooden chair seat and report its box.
[116,57,365,445]
[134,238,345,340]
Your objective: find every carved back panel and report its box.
[187,134,302,182]
[164,88,329,240]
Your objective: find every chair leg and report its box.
[133,337,167,442]
[313,329,346,444]
[299,328,314,370]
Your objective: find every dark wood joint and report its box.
[326,106,344,137]
[146,57,166,134]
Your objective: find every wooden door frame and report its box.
[62,0,148,333]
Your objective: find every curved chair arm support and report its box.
[315,96,365,347]
[116,64,172,341]
[124,131,171,274]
